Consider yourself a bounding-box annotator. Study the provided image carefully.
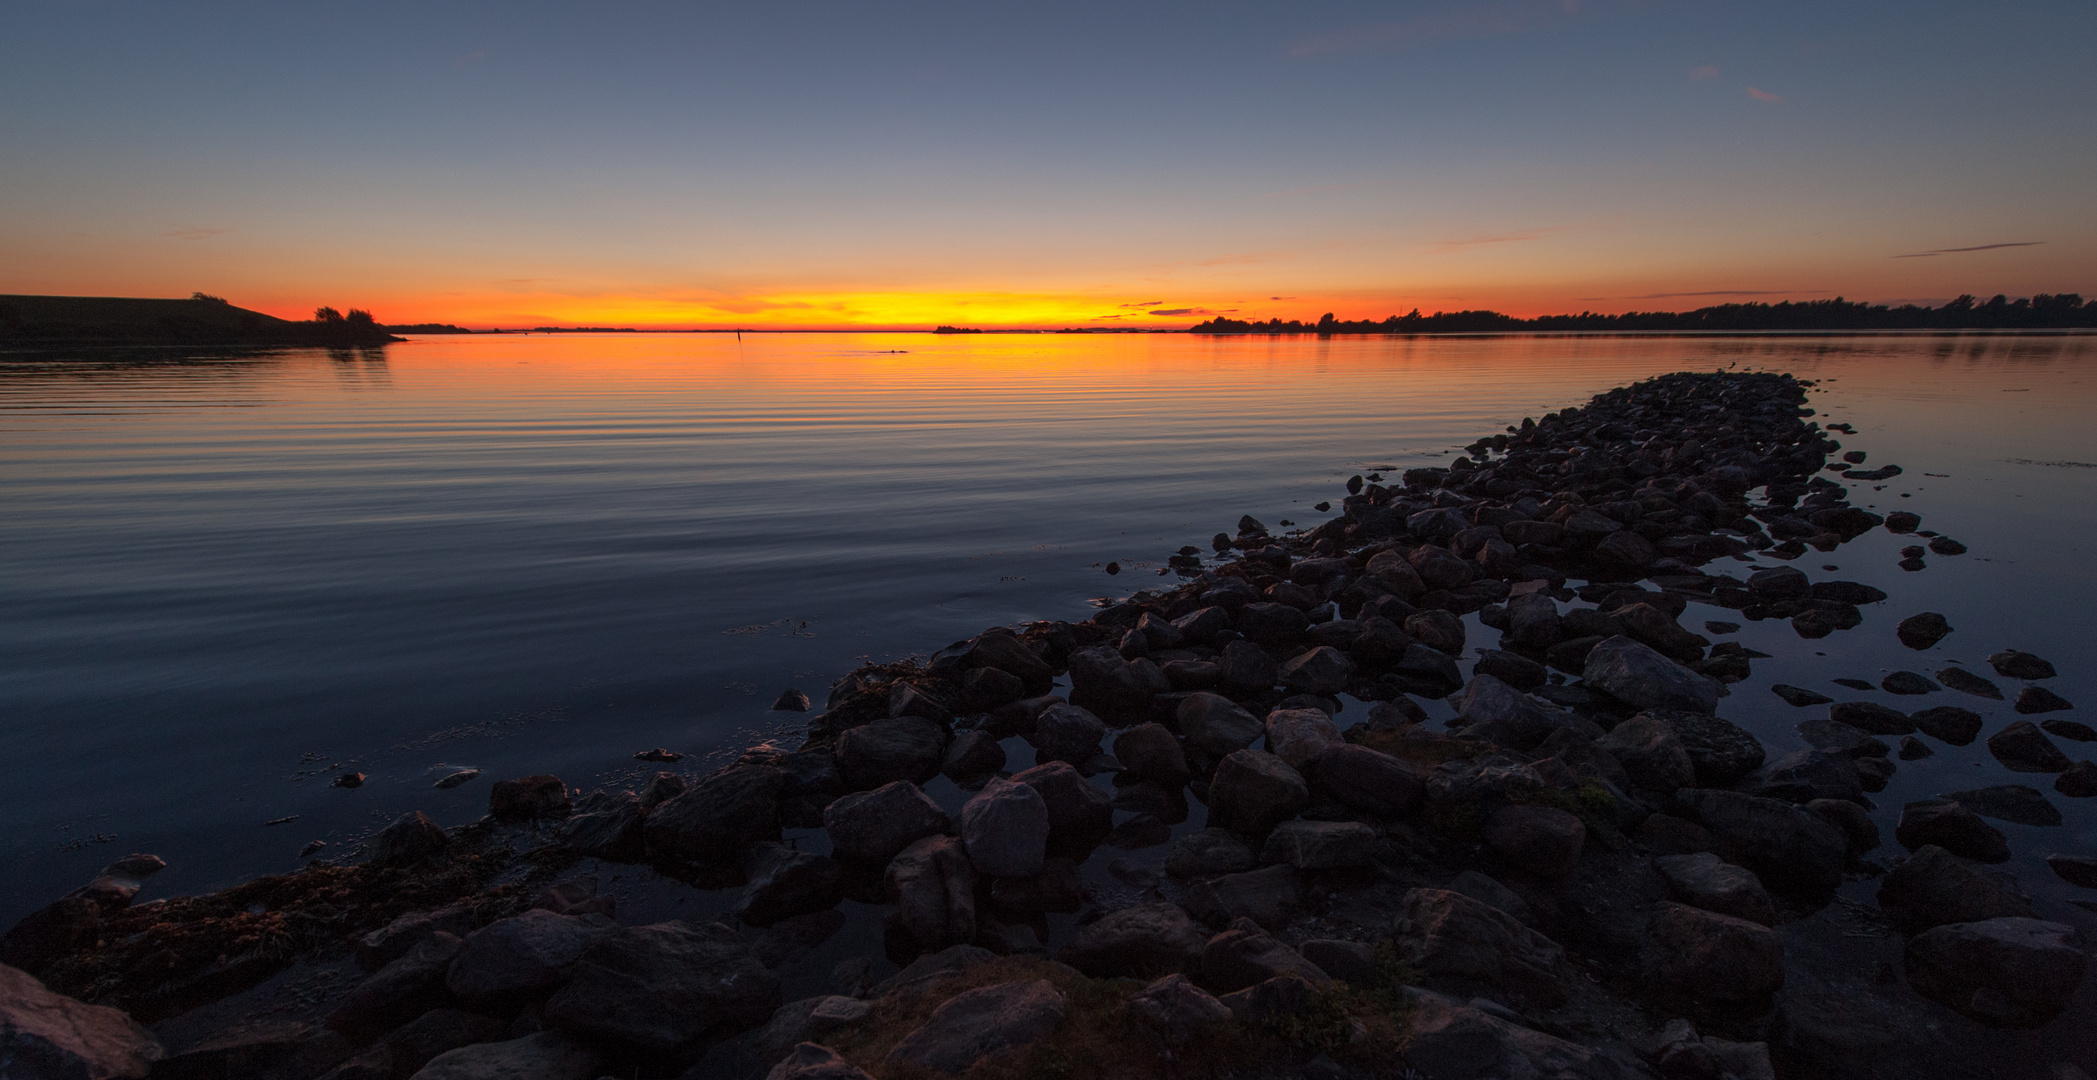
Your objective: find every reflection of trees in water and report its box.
[0,344,395,411]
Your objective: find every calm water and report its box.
[3,331,2095,927]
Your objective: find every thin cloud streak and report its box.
[1894,241,2044,259]
[1745,86,1783,102]
[1431,228,1554,251]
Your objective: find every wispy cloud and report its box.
[1432,228,1554,252]
[1148,308,1207,316]
[162,227,227,240]
[1745,86,1783,103]
[1119,299,1164,308]
[1288,0,1602,57]
[1628,290,1791,299]
[1688,64,1719,81]
[1894,241,2043,259]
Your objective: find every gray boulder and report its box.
[1642,901,1784,1007]
[764,1043,875,1080]
[558,791,643,861]
[1112,723,1189,788]
[1010,761,1113,854]
[1199,918,1332,995]
[1027,703,1106,765]
[1309,744,1424,817]
[1182,864,1303,930]
[379,1009,504,1079]
[1752,749,1865,805]
[885,836,977,953]
[1164,828,1256,879]
[1679,788,1846,897]
[823,781,948,864]
[1056,902,1206,979]
[1204,749,1309,838]
[1595,713,1695,792]
[958,777,1049,878]
[326,932,462,1040]
[1482,804,1585,879]
[1393,888,1569,1007]
[1279,646,1355,694]
[1404,996,1639,1080]
[366,811,451,867]
[1653,710,1766,785]
[543,921,781,1054]
[1987,720,2071,772]
[1937,784,2061,827]
[750,997,872,1067]
[1653,853,1774,926]
[1176,692,1263,757]
[1116,974,1229,1045]
[1262,707,1343,769]
[645,764,783,863]
[1896,798,2010,863]
[1216,640,1279,697]
[836,717,947,790]
[1905,918,2087,1027]
[409,1032,600,1080]
[940,730,1005,780]
[884,980,1065,1075]
[1877,845,2034,933]
[445,909,614,1006]
[1453,674,1572,750]
[0,962,161,1079]
[1259,820,1376,870]
[737,847,844,928]
[1584,636,1720,713]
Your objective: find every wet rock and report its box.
[1026,703,1106,765]
[935,630,1058,696]
[327,931,462,1040]
[1584,636,1719,713]
[446,908,615,1006]
[1987,720,2071,772]
[559,791,643,861]
[0,962,162,1078]
[1632,814,1717,857]
[958,777,1049,878]
[1446,869,1534,925]
[1854,754,1895,792]
[1482,804,1586,879]
[1752,749,1864,805]
[1200,919,1331,995]
[544,921,779,1054]
[1896,612,1953,650]
[1895,799,2009,863]
[1678,789,1846,897]
[1165,828,1257,879]
[1056,902,1206,978]
[646,764,783,863]
[1929,536,1968,555]
[1653,852,1775,926]
[2048,854,2097,888]
[1117,974,1229,1045]
[332,771,366,788]
[1177,692,1264,757]
[1404,609,1466,655]
[1204,749,1309,838]
[886,836,977,953]
[1643,901,1784,1007]
[1010,761,1113,854]
[1910,705,1983,745]
[1309,744,1424,818]
[738,847,844,928]
[1881,671,1937,695]
[872,944,997,998]
[1393,888,1569,1007]
[1235,602,1309,645]
[939,729,1005,783]
[750,997,872,1067]
[1298,939,1377,984]
[1905,918,2087,1028]
[1876,845,2034,934]
[1805,798,1880,860]
[356,903,478,971]
[772,688,812,712]
[356,815,457,874]
[434,769,480,789]
[2043,718,2097,741]
[483,774,566,821]
[1828,701,1914,736]
[1259,820,1376,870]
[411,1032,601,1080]
[2016,686,2074,715]
[1747,565,1811,599]
[1394,642,1466,697]
[1112,723,1189,788]
[2057,761,2097,797]
[837,717,946,790]
[889,681,954,725]
[1263,707,1343,769]
[1989,650,2057,680]
[1898,735,1933,759]
[1503,593,1562,651]
[1452,674,1573,751]
[1654,710,1767,786]
[1796,718,1889,759]
[380,1009,505,1078]
[1595,713,1694,793]
[1612,603,1708,664]
[987,857,1084,914]
[823,781,949,864]
[1939,784,2062,827]
[1278,646,1355,695]
[1217,975,1316,1023]
[1404,996,1626,1080]
[1410,545,1476,591]
[1474,649,1548,691]
[1771,684,1833,707]
[764,1042,875,1080]
[1936,667,2003,700]
[1182,865,1303,930]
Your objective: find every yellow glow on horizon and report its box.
[355,289,1245,331]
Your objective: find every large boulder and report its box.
[1482,805,1585,879]
[737,847,844,928]
[1404,996,1638,1080]
[1678,789,1846,897]
[645,765,784,864]
[1026,703,1106,765]
[822,781,949,864]
[1278,647,1355,695]
[958,778,1049,878]
[380,1009,505,1078]
[1895,799,2009,863]
[326,932,463,1040]
[1067,645,1168,723]
[1653,710,1766,785]
[1876,845,2034,934]
[1204,750,1309,838]
[0,962,162,1078]
[1164,829,1257,880]
[1595,713,1695,792]
[1611,603,1708,664]
[1641,902,1784,1007]
[934,630,1056,695]
[764,1043,876,1080]
[1056,903,1207,979]
[1393,888,1569,1007]
[544,921,780,1054]
[1117,974,1230,1045]
[1584,636,1720,713]
[1987,720,2071,772]
[488,775,570,822]
[559,791,644,861]
[445,909,615,1006]
[1259,820,1377,871]
[1752,749,1865,806]
[1009,762,1113,854]
[409,1032,601,1080]
[1905,918,2087,1027]
[884,980,1065,1076]
[1183,865,1302,930]
[1199,919,1331,995]
[836,717,947,790]
[1652,853,1774,926]
[749,996,873,1067]
[1309,744,1424,817]
[885,836,977,953]
[1176,693,1264,757]
[1112,723,1190,788]
[1262,708,1343,769]
[366,811,451,867]
[1452,674,1573,750]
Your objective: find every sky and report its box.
[2,1,2093,329]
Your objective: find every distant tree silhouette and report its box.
[345,308,375,327]
[1190,293,2097,334]
[190,291,228,304]
[314,306,345,324]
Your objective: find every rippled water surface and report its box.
[3,331,2095,924]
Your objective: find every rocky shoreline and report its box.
[4,370,2090,1080]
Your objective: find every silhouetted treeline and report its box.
[1190,294,2097,334]
[0,294,398,345]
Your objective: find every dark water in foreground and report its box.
[3,331,2095,931]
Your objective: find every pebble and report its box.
[434,769,481,789]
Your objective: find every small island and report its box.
[1191,294,2097,334]
[0,294,402,346]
